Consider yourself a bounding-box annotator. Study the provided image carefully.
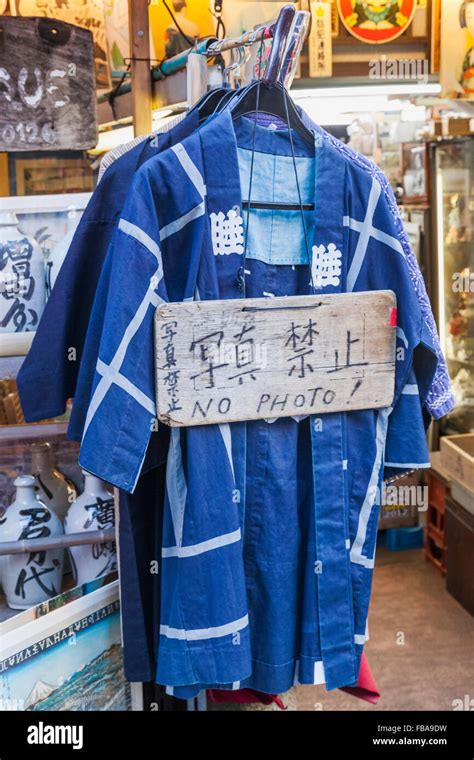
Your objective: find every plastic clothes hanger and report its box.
[206,46,246,119]
[190,86,228,121]
[193,45,246,123]
[230,5,314,147]
[228,5,315,212]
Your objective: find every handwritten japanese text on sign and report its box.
[155,291,397,427]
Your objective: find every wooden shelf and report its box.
[0,422,69,442]
[0,355,25,381]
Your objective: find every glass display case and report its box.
[431,138,474,434]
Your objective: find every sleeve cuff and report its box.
[426,391,456,421]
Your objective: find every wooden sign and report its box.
[0,17,97,151]
[15,0,111,89]
[309,2,333,78]
[155,291,397,427]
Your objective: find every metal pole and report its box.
[205,24,274,57]
[97,22,280,104]
[0,528,116,556]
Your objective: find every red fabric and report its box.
[206,653,380,708]
[207,689,286,710]
[340,652,380,704]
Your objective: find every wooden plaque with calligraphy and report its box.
[155,291,397,427]
[0,17,97,151]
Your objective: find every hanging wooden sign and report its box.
[15,0,111,89]
[309,2,333,78]
[155,291,397,427]
[0,17,97,152]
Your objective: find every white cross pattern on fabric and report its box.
[311,242,342,288]
[83,268,163,438]
[83,145,239,496]
[210,208,244,256]
[162,528,242,558]
[344,177,404,293]
[171,143,207,198]
[350,406,391,569]
[83,146,208,443]
[160,614,249,641]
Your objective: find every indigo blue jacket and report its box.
[76,111,447,696]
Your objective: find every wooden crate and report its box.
[440,435,474,492]
[451,479,474,517]
[445,496,474,616]
[424,456,450,575]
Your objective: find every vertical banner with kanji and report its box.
[309,1,332,77]
[330,0,339,35]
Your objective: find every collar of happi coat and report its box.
[197,107,348,294]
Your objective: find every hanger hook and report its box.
[223,45,242,87]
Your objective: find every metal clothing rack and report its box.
[206,5,310,89]
[120,1,309,136]
[98,20,275,130]
[204,21,275,57]
[152,4,309,86]
[0,528,116,557]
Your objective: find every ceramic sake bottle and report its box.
[64,472,117,586]
[31,442,77,522]
[0,212,46,333]
[0,476,64,610]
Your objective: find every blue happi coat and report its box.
[17,111,453,433]
[76,109,448,697]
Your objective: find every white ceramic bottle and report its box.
[0,212,46,333]
[0,475,64,610]
[64,472,117,586]
[31,442,77,522]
